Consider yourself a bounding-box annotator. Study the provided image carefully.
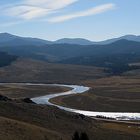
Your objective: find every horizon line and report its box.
[0,32,140,42]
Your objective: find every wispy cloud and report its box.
[3,5,49,20]
[2,0,78,20]
[0,0,116,26]
[48,3,116,23]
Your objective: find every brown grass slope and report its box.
[0,84,70,99]
[0,58,107,84]
[51,76,140,112]
[0,116,60,140]
[0,101,140,140]
[0,59,140,139]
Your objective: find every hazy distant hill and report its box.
[0,33,140,46]
[0,33,52,46]
[1,33,140,74]
[59,40,140,73]
[55,35,140,45]
[96,35,140,45]
[55,38,94,45]
[1,37,140,64]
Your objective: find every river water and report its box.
[31,84,140,120]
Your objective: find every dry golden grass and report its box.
[0,84,70,99]
[101,122,140,136]
[0,58,107,84]
[0,116,61,140]
[0,59,140,139]
[51,76,140,112]
[0,101,140,140]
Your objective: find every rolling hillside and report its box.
[1,33,140,74]
[0,52,17,67]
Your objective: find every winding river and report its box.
[0,83,139,120]
[30,84,140,121]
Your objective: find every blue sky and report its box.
[0,0,140,41]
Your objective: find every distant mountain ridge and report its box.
[0,33,140,45]
[55,35,140,45]
[54,38,94,45]
[96,35,140,45]
[0,33,140,74]
[0,33,52,46]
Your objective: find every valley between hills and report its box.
[0,33,140,140]
[0,58,140,140]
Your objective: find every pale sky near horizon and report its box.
[0,0,140,41]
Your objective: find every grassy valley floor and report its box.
[51,76,140,112]
[0,59,140,139]
[0,84,70,99]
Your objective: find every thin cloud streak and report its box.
[48,3,116,23]
[2,0,78,20]
[0,21,23,27]
[4,5,49,20]
[0,1,116,26]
